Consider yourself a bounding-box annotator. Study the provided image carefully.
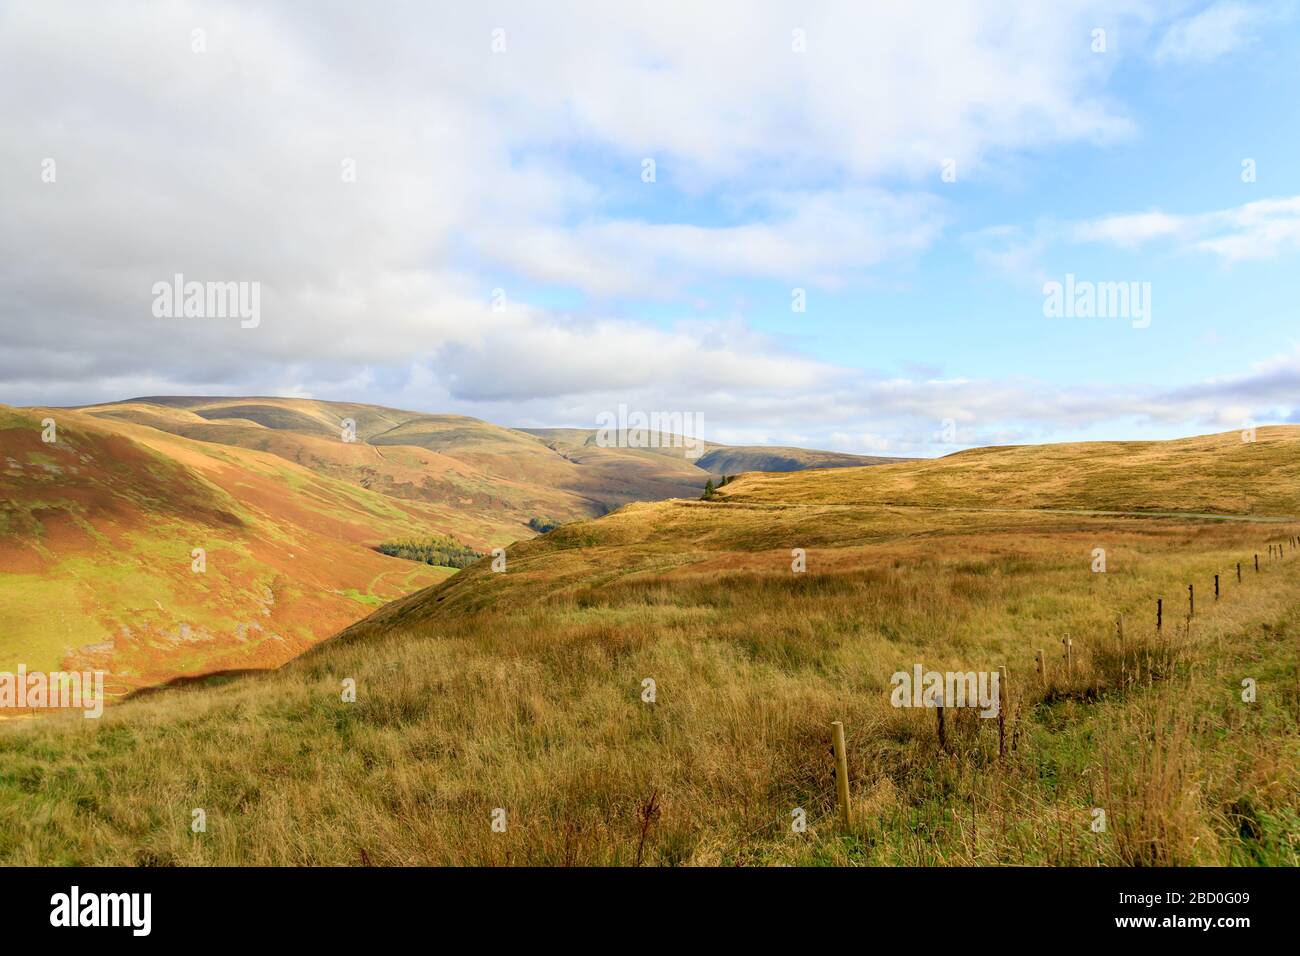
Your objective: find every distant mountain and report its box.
[518,427,909,476]
[695,445,902,474]
[1,396,904,689]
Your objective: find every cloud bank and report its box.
[2,1,1296,453]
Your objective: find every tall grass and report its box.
[1,500,1297,866]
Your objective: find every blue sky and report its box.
[3,1,1299,455]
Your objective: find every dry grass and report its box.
[1,428,1299,865]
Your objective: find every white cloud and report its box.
[1071,211,1188,248]
[975,195,1300,281]
[474,190,946,298]
[0,1,1157,402]
[1074,196,1300,261]
[430,314,833,402]
[1154,1,1273,63]
[7,0,1275,457]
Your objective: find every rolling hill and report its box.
[0,396,898,692]
[0,404,453,690]
[85,397,907,537]
[520,427,905,476]
[2,426,1297,865]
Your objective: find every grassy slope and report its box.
[84,400,606,545]
[0,405,449,688]
[86,399,911,529]
[2,427,1298,865]
[726,428,1300,514]
[2,395,897,695]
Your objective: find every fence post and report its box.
[1215,574,1219,600]
[1256,554,1260,573]
[1035,649,1047,685]
[1063,636,1074,679]
[1237,562,1242,583]
[1157,598,1162,631]
[998,665,1008,759]
[1188,584,1194,617]
[831,721,851,829]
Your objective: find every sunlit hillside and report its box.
[1,397,891,693]
[723,427,1300,515]
[2,428,1297,865]
[83,397,705,534]
[0,404,451,689]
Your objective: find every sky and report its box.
[2,0,1299,455]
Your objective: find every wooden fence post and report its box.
[997,665,1008,759]
[1255,553,1260,572]
[1215,574,1219,600]
[1035,648,1047,685]
[1063,636,1074,679]
[935,696,946,753]
[831,721,851,829]
[1188,584,1194,617]
[1237,562,1242,583]
[1157,598,1162,631]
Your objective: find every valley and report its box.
[0,396,896,693]
[1,425,1296,865]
